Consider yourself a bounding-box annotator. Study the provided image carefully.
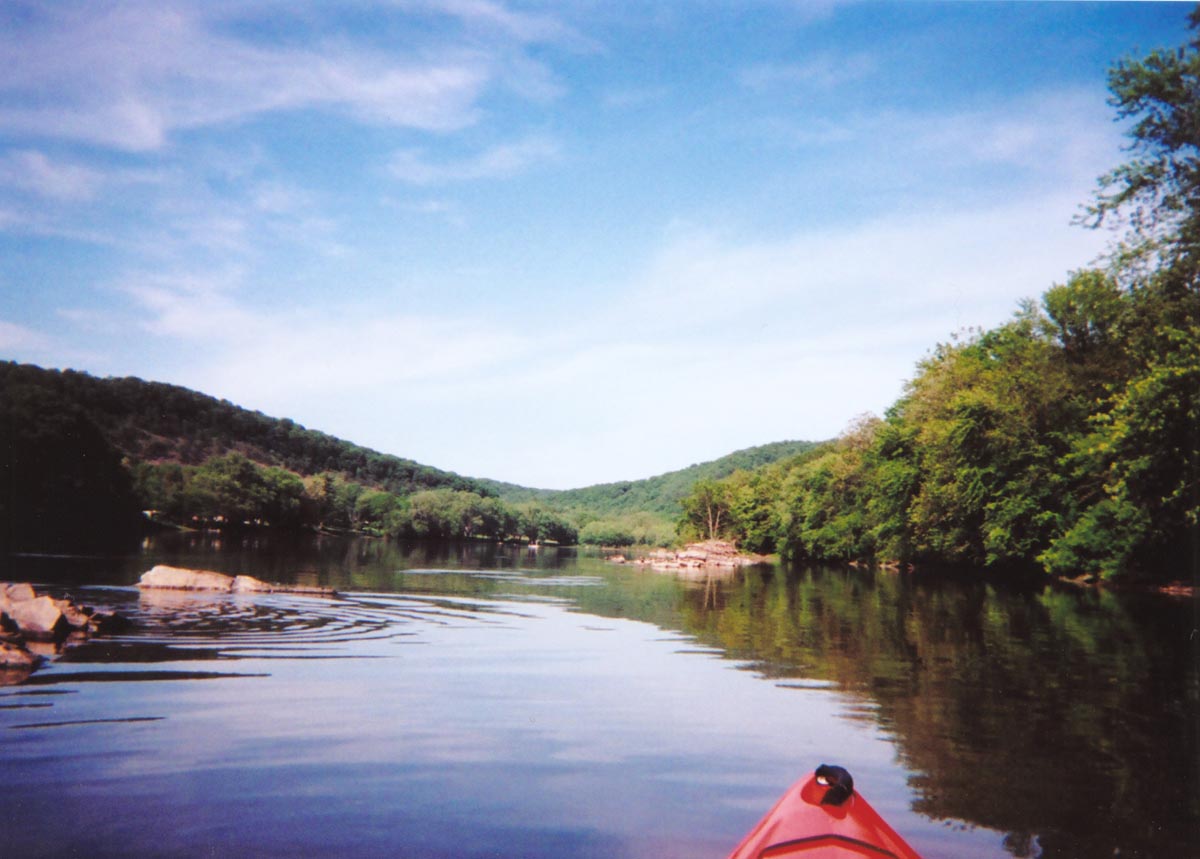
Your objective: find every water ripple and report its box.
[9,716,166,730]
[62,588,529,659]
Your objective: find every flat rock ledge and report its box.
[619,540,769,572]
[137,565,337,597]
[1,581,127,682]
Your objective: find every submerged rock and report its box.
[231,574,273,593]
[231,575,336,597]
[53,597,93,630]
[88,611,133,634]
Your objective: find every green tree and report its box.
[185,452,270,525]
[679,478,735,541]
[260,466,305,529]
[1081,7,1200,280]
[406,488,459,538]
[355,489,402,535]
[131,460,189,521]
[476,496,516,540]
[302,472,366,530]
[1052,11,1200,578]
[1042,323,1200,578]
[579,521,637,546]
[782,417,879,562]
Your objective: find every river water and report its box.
[1,534,1196,858]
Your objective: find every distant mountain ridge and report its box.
[480,440,818,517]
[0,361,816,516]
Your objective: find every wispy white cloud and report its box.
[908,89,1117,173]
[115,266,532,395]
[0,150,106,201]
[249,182,310,216]
[751,86,1119,200]
[626,190,1108,335]
[413,0,586,45]
[0,2,521,151]
[390,136,562,184]
[117,269,251,339]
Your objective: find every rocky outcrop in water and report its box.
[137,565,336,597]
[1,582,127,683]
[629,540,769,572]
[137,565,235,592]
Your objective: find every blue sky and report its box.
[0,1,1192,489]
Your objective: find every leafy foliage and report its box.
[683,266,1195,580]
[1081,7,1200,280]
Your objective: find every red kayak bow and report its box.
[727,765,924,859]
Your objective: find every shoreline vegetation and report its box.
[2,18,1198,588]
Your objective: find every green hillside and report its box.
[0,361,487,497]
[482,440,818,517]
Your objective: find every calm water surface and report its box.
[1,534,1196,858]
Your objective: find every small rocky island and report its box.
[610,540,769,572]
[137,564,337,596]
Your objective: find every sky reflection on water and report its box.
[1,536,1194,859]
[1,587,978,859]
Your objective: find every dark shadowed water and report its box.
[1,534,1196,858]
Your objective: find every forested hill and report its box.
[0,362,813,505]
[481,440,818,517]
[0,361,487,497]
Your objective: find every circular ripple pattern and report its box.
[88,589,522,653]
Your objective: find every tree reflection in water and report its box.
[670,564,1197,859]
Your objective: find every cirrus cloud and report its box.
[0,1,541,151]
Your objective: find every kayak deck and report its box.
[727,765,923,859]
